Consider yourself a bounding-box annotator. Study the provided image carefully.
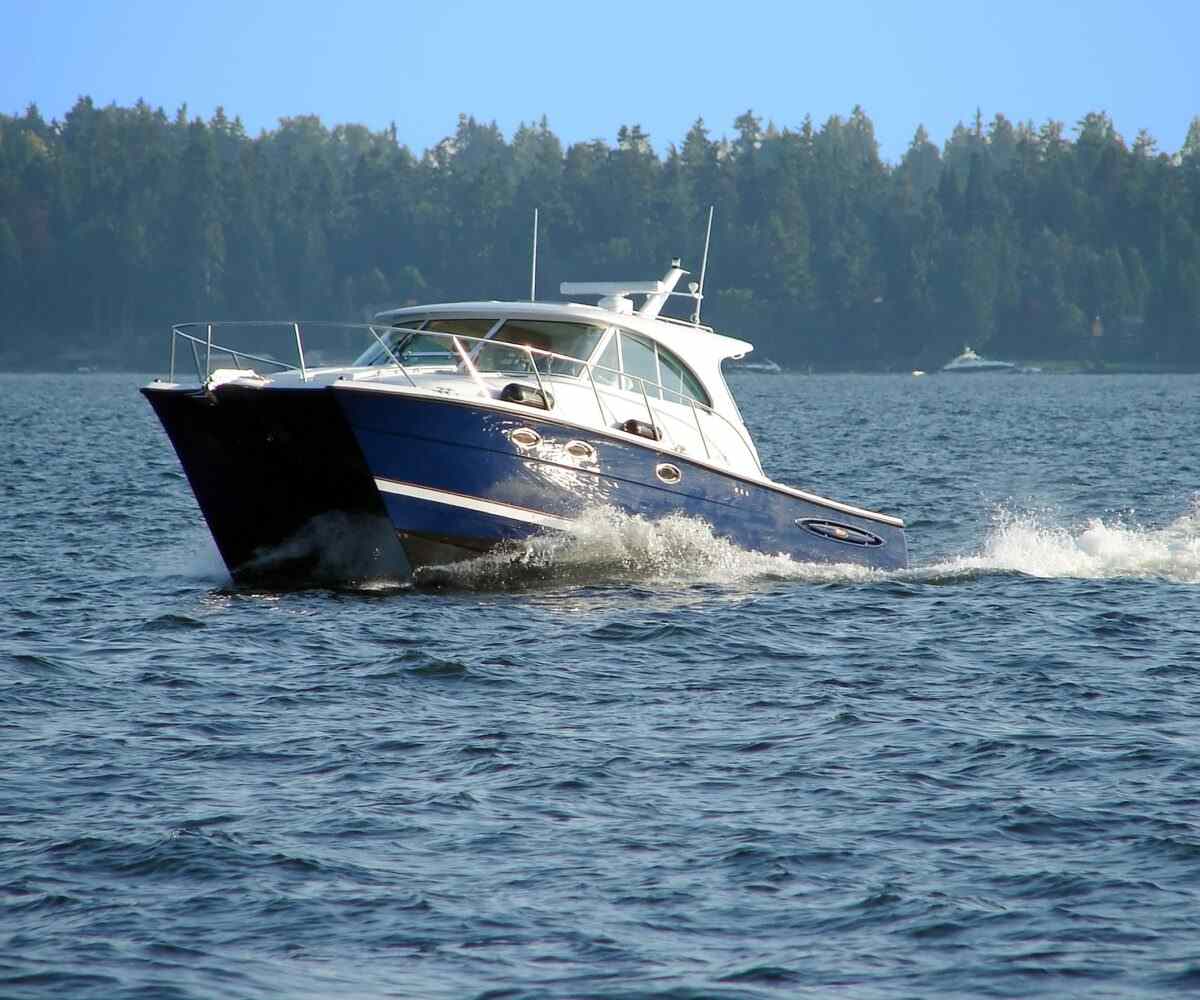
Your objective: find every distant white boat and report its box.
[726,357,783,374]
[941,346,1015,374]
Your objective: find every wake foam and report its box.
[183,500,1200,593]
[414,507,882,590]
[930,500,1200,583]
[421,501,1200,590]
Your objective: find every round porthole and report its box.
[509,427,541,449]
[656,463,682,485]
[796,518,885,547]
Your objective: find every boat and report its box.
[725,357,783,374]
[142,261,908,581]
[941,346,1016,373]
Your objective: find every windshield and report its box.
[475,320,606,376]
[353,318,495,367]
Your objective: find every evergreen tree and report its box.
[898,125,941,198]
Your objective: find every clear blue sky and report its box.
[3,0,1196,162]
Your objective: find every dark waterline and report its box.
[3,372,1199,999]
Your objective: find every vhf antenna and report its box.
[529,208,539,301]
[691,205,714,326]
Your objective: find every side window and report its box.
[658,347,710,407]
[658,349,686,402]
[594,333,620,386]
[620,333,661,399]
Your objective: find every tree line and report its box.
[2,98,1199,370]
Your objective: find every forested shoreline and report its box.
[2,98,1199,371]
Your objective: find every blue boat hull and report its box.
[333,387,908,572]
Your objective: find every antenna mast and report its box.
[692,205,714,326]
[530,208,539,301]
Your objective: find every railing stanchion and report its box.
[366,323,417,386]
[584,363,607,425]
[452,336,490,396]
[205,323,213,381]
[636,377,660,441]
[293,322,306,381]
[169,327,177,382]
[690,400,712,460]
[527,347,551,407]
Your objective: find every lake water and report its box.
[3,370,1200,999]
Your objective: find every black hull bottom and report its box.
[397,532,487,570]
[142,383,406,583]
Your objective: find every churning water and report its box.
[3,370,1200,998]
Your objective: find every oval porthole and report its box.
[656,463,682,485]
[509,427,541,449]
[796,518,885,547]
[565,440,597,462]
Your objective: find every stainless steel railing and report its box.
[165,320,761,473]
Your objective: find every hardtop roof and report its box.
[374,299,755,366]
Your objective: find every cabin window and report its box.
[619,333,661,398]
[356,317,501,367]
[403,318,494,364]
[424,318,496,341]
[476,320,606,376]
[658,348,709,407]
[593,334,620,386]
[612,331,710,407]
[354,318,426,366]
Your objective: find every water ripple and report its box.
[4,373,1200,998]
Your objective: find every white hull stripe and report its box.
[374,479,575,530]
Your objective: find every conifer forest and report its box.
[2,99,1199,370]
